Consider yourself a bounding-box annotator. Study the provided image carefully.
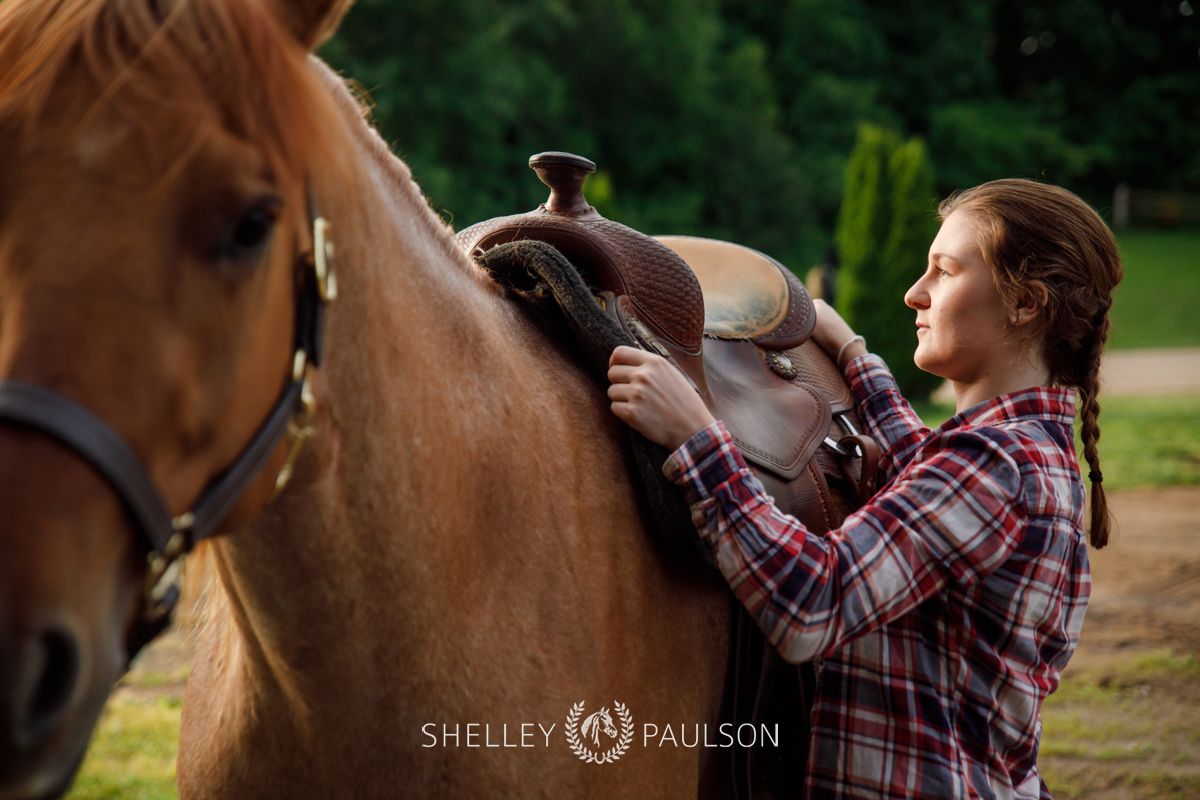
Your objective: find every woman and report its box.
[607,180,1122,799]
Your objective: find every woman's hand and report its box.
[811,299,867,370]
[607,346,717,451]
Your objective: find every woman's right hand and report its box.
[811,299,867,370]
[607,346,717,451]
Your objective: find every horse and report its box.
[0,0,737,797]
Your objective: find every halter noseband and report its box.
[0,192,336,658]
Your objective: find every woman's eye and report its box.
[217,201,279,261]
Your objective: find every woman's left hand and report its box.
[811,299,866,369]
[607,346,717,451]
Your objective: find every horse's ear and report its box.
[270,0,355,51]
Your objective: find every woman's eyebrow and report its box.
[930,252,962,265]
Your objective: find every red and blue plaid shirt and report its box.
[664,354,1089,800]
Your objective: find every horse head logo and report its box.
[579,707,618,748]
[566,701,633,764]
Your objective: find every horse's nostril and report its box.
[12,629,81,750]
[31,631,79,721]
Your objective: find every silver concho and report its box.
[765,351,798,380]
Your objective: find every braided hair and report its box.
[939,180,1124,549]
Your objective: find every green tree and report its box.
[836,124,942,400]
[321,0,1198,282]
[321,0,815,270]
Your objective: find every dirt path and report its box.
[1075,486,1200,664]
[934,346,1200,404]
[1100,348,1200,396]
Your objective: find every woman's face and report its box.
[904,210,1016,383]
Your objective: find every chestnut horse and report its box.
[0,0,732,797]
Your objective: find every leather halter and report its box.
[0,192,335,654]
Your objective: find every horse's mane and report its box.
[0,0,354,185]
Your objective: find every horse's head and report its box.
[0,0,353,795]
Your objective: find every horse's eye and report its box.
[217,200,279,262]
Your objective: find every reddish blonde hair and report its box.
[939,179,1123,549]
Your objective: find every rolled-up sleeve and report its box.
[664,420,1027,664]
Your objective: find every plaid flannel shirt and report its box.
[664,354,1089,800]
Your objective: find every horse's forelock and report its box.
[0,0,359,187]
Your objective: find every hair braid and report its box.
[1074,306,1111,548]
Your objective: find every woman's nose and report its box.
[904,277,930,310]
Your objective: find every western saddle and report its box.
[456,152,880,536]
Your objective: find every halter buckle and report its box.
[144,531,187,620]
[271,367,318,501]
[311,217,337,302]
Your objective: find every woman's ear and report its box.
[1009,281,1048,328]
[271,0,354,51]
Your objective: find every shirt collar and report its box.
[935,386,1076,434]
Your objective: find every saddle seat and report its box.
[657,235,802,342]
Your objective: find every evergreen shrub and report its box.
[835,123,943,400]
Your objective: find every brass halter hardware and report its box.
[312,217,337,302]
[0,192,338,659]
[271,366,318,500]
[271,213,335,496]
[146,213,336,619]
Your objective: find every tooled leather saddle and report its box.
[456,152,882,799]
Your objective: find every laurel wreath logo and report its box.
[565,701,634,764]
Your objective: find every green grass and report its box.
[64,693,180,800]
[1093,395,1200,490]
[1039,651,1200,799]
[1109,228,1200,350]
[913,394,1200,491]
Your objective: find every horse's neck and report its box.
[203,60,599,704]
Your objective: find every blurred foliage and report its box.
[836,124,942,398]
[321,0,1200,273]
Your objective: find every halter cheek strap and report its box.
[0,191,335,651]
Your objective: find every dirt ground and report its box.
[932,346,1200,404]
[1039,486,1200,799]
[1074,486,1200,664]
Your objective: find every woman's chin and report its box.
[913,351,949,381]
[912,348,932,372]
